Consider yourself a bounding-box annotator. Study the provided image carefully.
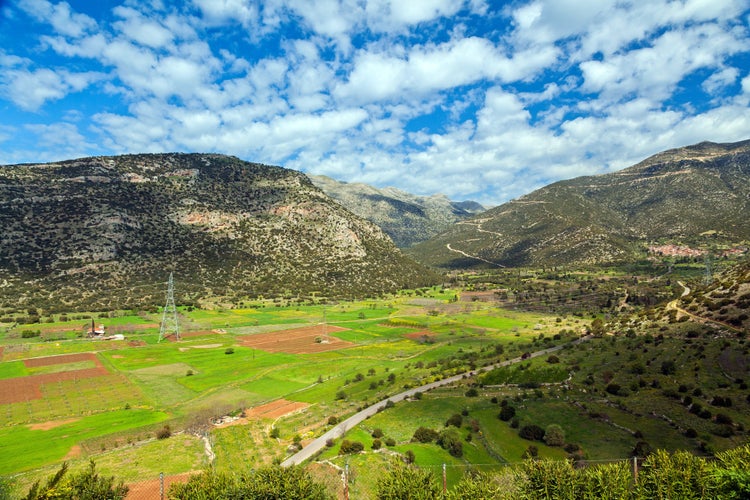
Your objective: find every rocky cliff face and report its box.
[0,153,437,312]
[408,140,750,269]
[310,175,485,248]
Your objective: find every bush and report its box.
[411,427,439,443]
[24,460,128,500]
[372,439,382,450]
[169,466,329,499]
[385,438,396,447]
[498,405,516,421]
[327,416,339,425]
[445,413,463,428]
[371,428,384,438]
[519,424,545,442]
[156,425,171,440]
[465,387,479,397]
[605,383,621,396]
[376,461,440,499]
[224,348,234,355]
[437,428,463,457]
[544,424,565,447]
[339,440,364,455]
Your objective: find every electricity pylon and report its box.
[158,272,180,342]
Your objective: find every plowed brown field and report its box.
[0,353,108,404]
[239,325,353,353]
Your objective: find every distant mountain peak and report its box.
[309,175,486,248]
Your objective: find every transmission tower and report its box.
[158,272,180,342]
[703,253,713,286]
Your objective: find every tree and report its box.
[376,461,440,500]
[169,466,330,499]
[412,427,439,443]
[23,460,128,500]
[339,440,364,455]
[437,428,463,457]
[499,405,516,422]
[445,413,463,428]
[544,424,565,447]
[519,424,545,442]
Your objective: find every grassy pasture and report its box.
[0,409,169,474]
[6,277,745,492]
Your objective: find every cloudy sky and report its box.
[1,0,749,206]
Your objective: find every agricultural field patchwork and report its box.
[1,270,749,497]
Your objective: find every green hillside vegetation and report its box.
[409,139,750,268]
[0,153,438,313]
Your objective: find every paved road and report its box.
[281,335,591,467]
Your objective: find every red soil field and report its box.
[404,330,437,341]
[238,325,354,354]
[459,290,498,302]
[216,399,309,428]
[0,353,109,404]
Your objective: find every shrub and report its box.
[544,424,565,447]
[605,383,621,396]
[385,438,396,447]
[376,461,440,499]
[465,387,479,397]
[519,425,545,442]
[24,460,128,500]
[371,428,384,439]
[156,425,171,440]
[339,440,364,455]
[169,466,329,499]
[372,439,382,450]
[437,428,463,457]
[498,405,516,421]
[411,427,439,443]
[224,348,234,355]
[445,413,463,428]
[327,416,339,425]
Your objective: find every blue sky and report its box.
[1,0,749,206]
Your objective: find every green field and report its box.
[2,276,749,498]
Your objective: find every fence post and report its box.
[344,463,349,500]
[442,463,447,494]
[632,457,638,485]
[159,472,164,500]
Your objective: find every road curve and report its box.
[281,335,591,467]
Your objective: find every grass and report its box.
[4,277,747,486]
[0,409,169,474]
[0,360,28,379]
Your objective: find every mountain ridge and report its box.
[407,139,750,268]
[0,153,438,312]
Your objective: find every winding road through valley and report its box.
[281,335,591,467]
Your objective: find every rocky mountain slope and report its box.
[0,154,438,312]
[310,175,485,248]
[408,140,750,268]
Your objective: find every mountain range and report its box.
[0,154,437,312]
[2,139,748,313]
[310,175,485,248]
[407,139,750,268]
